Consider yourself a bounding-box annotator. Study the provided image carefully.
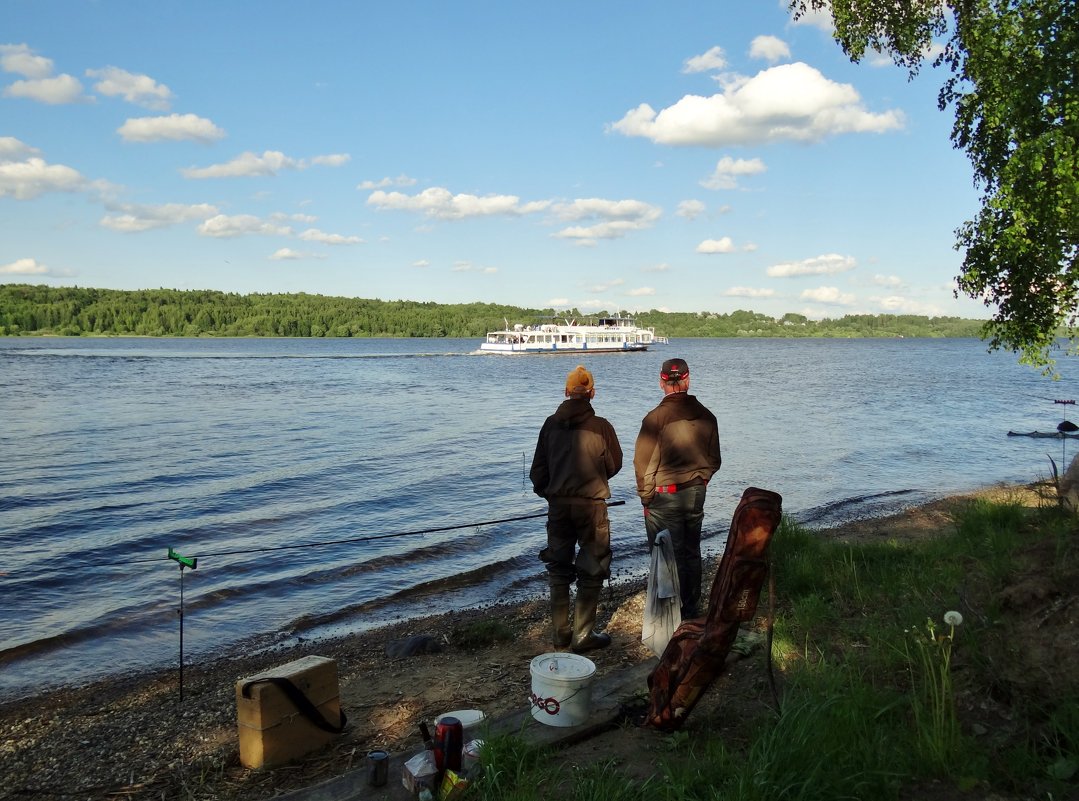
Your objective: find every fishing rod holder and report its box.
[167,547,197,703]
[168,547,197,570]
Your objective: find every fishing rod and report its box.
[156,500,627,700]
[138,500,628,565]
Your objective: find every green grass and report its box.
[465,498,1079,801]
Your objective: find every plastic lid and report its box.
[436,709,485,728]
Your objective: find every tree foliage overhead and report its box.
[790,0,1078,371]
[0,283,986,340]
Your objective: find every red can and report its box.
[433,716,463,772]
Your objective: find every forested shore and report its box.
[0,283,987,339]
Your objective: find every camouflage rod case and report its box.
[644,486,783,731]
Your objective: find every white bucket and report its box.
[528,652,596,727]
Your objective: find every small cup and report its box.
[367,749,388,786]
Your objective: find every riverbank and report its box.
[1,482,1072,801]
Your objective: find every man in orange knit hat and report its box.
[530,365,622,652]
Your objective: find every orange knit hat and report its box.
[565,365,594,396]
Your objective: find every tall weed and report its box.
[904,613,963,773]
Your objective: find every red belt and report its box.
[654,479,707,494]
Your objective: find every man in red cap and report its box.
[633,357,721,619]
[530,365,623,652]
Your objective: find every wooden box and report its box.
[235,655,342,769]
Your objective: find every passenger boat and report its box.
[478,315,667,354]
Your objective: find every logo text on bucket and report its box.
[529,691,561,716]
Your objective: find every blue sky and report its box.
[1,1,989,320]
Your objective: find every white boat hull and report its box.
[478,315,666,355]
[478,341,649,355]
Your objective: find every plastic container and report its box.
[528,652,596,727]
[461,738,483,774]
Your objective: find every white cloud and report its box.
[611,62,904,146]
[119,113,225,143]
[412,259,430,268]
[677,200,706,219]
[310,153,351,167]
[873,274,903,288]
[627,287,655,297]
[588,279,625,293]
[785,3,942,68]
[696,237,736,254]
[357,174,417,190]
[367,186,550,220]
[3,74,86,104]
[553,221,647,245]
[274,212,318,224]
[768,253,856,277]
[100,202,219,232]
[683,46,727,73]
[0,44,54,78]
[298,228,363,245]
[0,136,39,161]
[186,150,355,179]
[0,257,50,275]
[750,35,791,63]
[924,42,947,62]
[789,4,834,32]
[0,155,84,199]
[871,295,944,315]
[451,261,498,274]
[368,188,659,245]
[270,248,305,260]
[578,299,611,311]
[801,286,857,305]
[182,150,295,178]
[548,297,570,307]
[643,263,671,273]
[551,198,656,222]
[551,198,662,245]
[724,286,776,298]
[0,44,88,104]
[701,156,766,190]
[196,214,292,238]
[87,66,172,110]
[269,248,326,261]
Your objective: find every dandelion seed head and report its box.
[943,611,963,626]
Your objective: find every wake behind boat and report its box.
[479,315,668,355]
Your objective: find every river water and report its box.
[1,336,1076,699]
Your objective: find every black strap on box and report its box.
[241,677,348,734]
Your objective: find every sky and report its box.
[0,1,991,320]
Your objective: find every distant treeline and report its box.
[0,284,988,339]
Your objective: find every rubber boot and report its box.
[571,585,611,653]
[550,584,572,649]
